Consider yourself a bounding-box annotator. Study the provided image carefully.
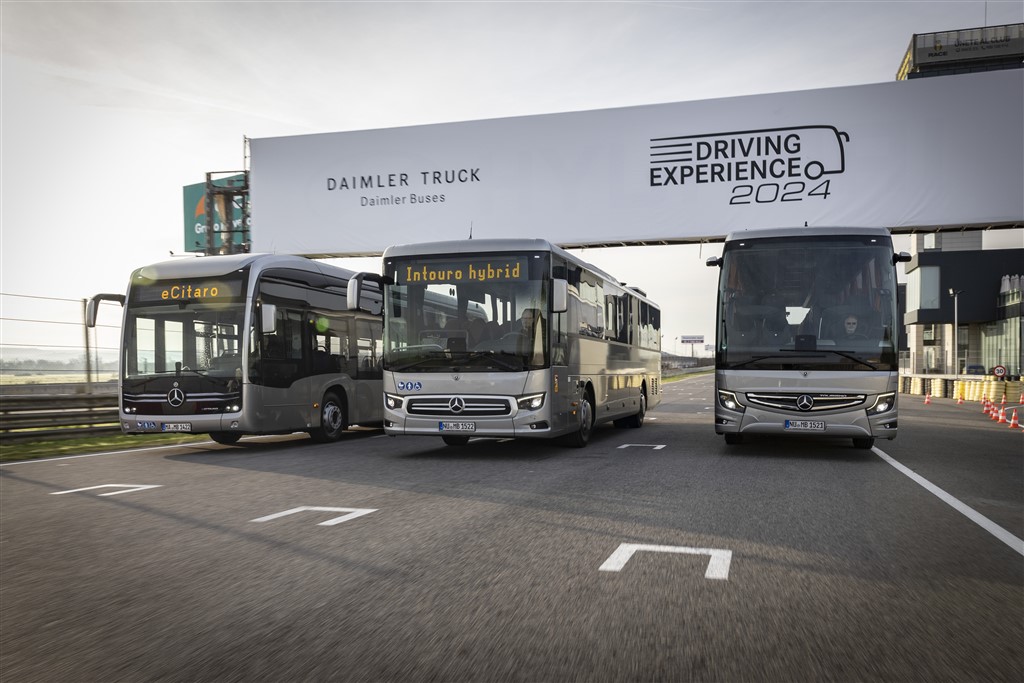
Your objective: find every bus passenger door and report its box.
[253,305,310,429]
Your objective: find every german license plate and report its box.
[162,422,192,432]
[439,421,475,432]
[785,420,825,431]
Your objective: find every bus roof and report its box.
[723,226,893,243]
[131,253,358,281]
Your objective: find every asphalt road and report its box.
[2,374,1021,682]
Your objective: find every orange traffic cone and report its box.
[997,406,1007,424]
[982,396,989,413]
[1000,395,1007,409]
[1008,409,1020,430]
[956,395,964,405]
[924,394,931,405]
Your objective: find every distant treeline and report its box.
[0,357,118,372]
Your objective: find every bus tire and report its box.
[210,432,241,445]
[626,389,646,428]
[724,433,743,445]
[310,391,347,443]
[852,437,874,449]
[564,389,595,448]
[442,435,470,446]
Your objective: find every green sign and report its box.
[182,174,247,253]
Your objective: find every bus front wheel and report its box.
[310,391,347,443]
[210,432,241,445]
[564,390,595,448]
[724,433,743,445]
[852,437,874,449]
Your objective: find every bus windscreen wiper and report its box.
[457,350,525,371]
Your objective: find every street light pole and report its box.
[949,288,963,378]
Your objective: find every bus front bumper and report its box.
[713,404,897,440]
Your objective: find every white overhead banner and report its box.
[250,70,1023,257]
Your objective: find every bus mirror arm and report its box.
[85,293,126,328]
[892,251,912,265]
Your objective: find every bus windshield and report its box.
[383,252,550,372]
[716,235,899,372]
[123,302,245,379]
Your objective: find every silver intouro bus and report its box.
[87,253,383,444]
[706,226,911,449]
[353,238,662,447]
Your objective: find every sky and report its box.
[2,0,1022,359]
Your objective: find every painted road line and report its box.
[600,543,732,580]
[873,446,1024,557]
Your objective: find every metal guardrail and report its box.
[0,394,121,443]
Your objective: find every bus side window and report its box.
[356,319,383,380]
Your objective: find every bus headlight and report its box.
[868,392,896,415]
[718,390,744,412]
[517,393,545,411]
[385,393,404,410]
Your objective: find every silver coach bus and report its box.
[356,238,662,447]
[87,253,383,444]
[706,226,911,449]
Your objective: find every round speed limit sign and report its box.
[993,365,1007,378]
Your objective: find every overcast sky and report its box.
[2,0,1022,356]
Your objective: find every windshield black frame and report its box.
[383,251,552,372]
[715,235,899,372]
[124,274,248,379]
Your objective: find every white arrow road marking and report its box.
[51,484,163,496]
[616,444,666,450]
[250,506,377,526]
[600,543,733,580]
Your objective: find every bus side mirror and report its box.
[552,278,568,313]
[893,251,912,265]
[261,303,277,335]
[706,257,722,267]
[347,272,389,314]
[85,293,125,328]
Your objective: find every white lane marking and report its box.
[250,506,377,526]
[873,446,1024,557]
[599,543,732,580]
[51,484,162,496]
[616,444,666,450]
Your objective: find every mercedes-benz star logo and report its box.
[448,397,465,414]
[796,394,814,411]
[167,388,186,407]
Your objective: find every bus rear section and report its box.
[706,226,909,449]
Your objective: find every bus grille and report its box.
[745,392,866,412]
[407,396,512,417]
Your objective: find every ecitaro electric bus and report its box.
[706,226,911,449]
[88,253,383,444]
[352,238,662,447]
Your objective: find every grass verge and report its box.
[1,433,212,463]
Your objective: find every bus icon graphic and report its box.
[650,125,851,181]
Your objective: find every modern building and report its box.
[896,23,1023,80]
[897,22,1023,381]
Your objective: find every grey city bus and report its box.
[354,238,663,447]
[87,253,383,444]
[706,226,911,449]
